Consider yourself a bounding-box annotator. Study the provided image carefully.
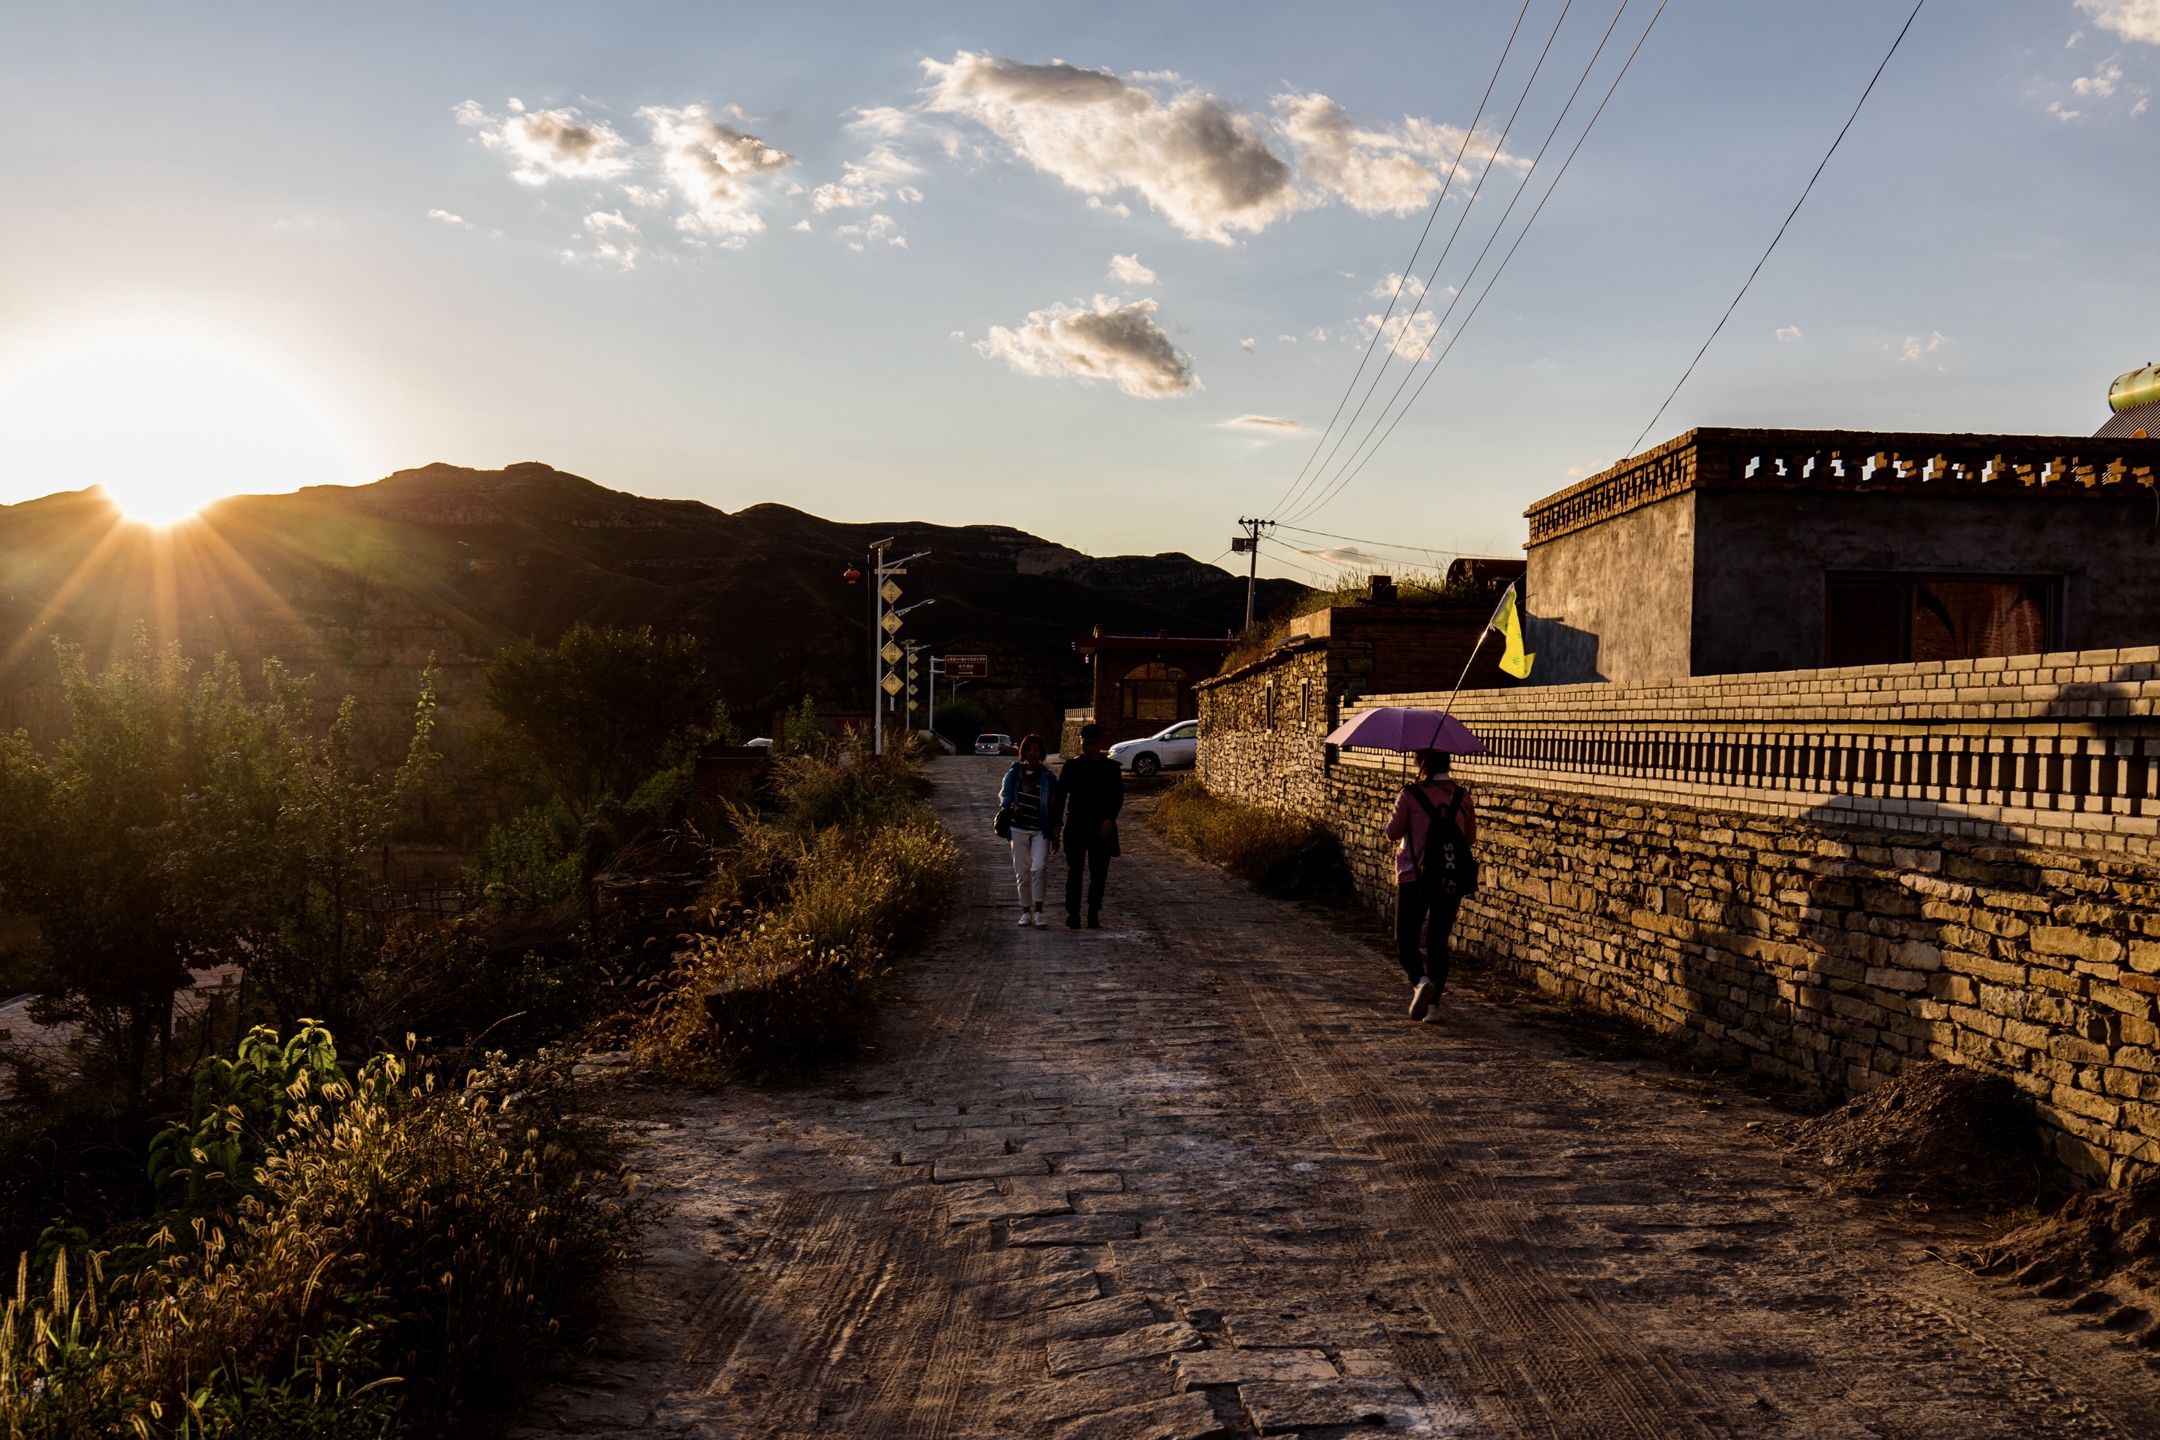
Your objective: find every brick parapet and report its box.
[1197,644,2160,1184]
[1525,428,2160,545]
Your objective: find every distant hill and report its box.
[0,462,1306,750]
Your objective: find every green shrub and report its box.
[463,806,582,914]
[1147,779,1349,899]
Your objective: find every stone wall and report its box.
[1198,644,2160,1184]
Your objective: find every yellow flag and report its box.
[1494,584,1536,679]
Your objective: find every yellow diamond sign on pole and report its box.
[881,641,904,666]
[880,580,902,604]
[881,611,903,635]
[881,672,904,696]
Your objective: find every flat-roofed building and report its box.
[1522,426,2160,684]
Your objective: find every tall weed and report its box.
[642,751,958,1080]
[0,1032,636,1438]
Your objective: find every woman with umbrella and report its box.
[1324,708,1484,1023]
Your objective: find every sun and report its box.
[0,338,365,525]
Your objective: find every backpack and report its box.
[1403,783,1478,898]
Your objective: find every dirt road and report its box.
[514,755,2160,1439]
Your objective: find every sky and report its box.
[0,1,2155,574]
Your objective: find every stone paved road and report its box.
[514,756,2160,1439]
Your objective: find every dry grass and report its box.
[1146,779,1349,899]
[0,1040,635,1437]
[639,751,960,1081]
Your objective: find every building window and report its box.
[1301,680,1312,724]
[1824,573,2057,667]
[1264,682,1276,729]
[1119,662,1187,721]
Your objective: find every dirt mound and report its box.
[1972,1181,2160,1296]
[1788,1060,2045,1207]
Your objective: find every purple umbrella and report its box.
[1323,706,1487,755]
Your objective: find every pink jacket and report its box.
[1384,780,1477,884]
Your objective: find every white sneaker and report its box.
[1018,911,1035,927]
[1408,979,1435,1021]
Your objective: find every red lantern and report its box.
[843,566,862,583]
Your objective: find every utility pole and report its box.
[1231,517,1274,631]
[847,539,928,757]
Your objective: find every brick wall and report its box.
[1198,645,2160,1185]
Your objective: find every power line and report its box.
[1624,0,1926,459]
[1273,0,1578,523]
[1287,0,1643,525]
[1285,0,1665,525]
[1262,0,1537,520]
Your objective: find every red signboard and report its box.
[944,654,990,679]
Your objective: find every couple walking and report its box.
[997,723,1121,929]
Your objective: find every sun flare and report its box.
[0,338,365,525]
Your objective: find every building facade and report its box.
[1524,427,2160,684]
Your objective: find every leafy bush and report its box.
[463,806,582,913]
[0,1029,637,1437]
[1147,779,1350,899]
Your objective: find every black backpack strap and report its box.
[1401,783,1441,881]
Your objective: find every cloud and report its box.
[2078,0,2160,44]
[1219,414,1307,433]
[1370,271,1426,301]
[584,209,637,234]
[621,184,668,208]
[1293,544,1380,567]
[976,294,1196,397]
[922,52,1299,243]
[814,112,927,211]
[458,99,632,184]
[640,104,793,235]
[2048,99,2084,120]
[427,209,472,228]
[1360,308,1440,361]
[1895,331,1946,363]
[835,212,906,249]
[1109,253,1156,284]
[1274,93,1517,216]
[916,53,1523,242]
[1240,338,1255,351]
[1775,325,1802,342]
[790,218,813,232]
[2076,59,2126,95]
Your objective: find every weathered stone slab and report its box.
[1050,1391,1226,1440]
[1009,1214,1141,1246]
[988,1267,1102,1318]
[1174,1348,1335,1389]
[1047,1321,1204,1376]
[1334,1347,1400,1377]
[947,1186,1072,1224]
[1039,1293,1159,1342]
[932,1154,1050,1182]
[1238,1378,1416,1433]
[1013,1359,1179,1424]
[1223,1311,1388,1349]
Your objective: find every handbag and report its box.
[1404,784,1478,898]
[994,805,1013,840]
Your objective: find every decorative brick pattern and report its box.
[1198,646,2160,1183]
[1525,427,2160,545]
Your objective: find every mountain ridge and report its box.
[0,463,1305,749]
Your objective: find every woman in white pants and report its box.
[997,734,1060,927]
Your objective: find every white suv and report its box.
[1108,721,1198,777]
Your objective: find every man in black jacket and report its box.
[1051,723,1124,929]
